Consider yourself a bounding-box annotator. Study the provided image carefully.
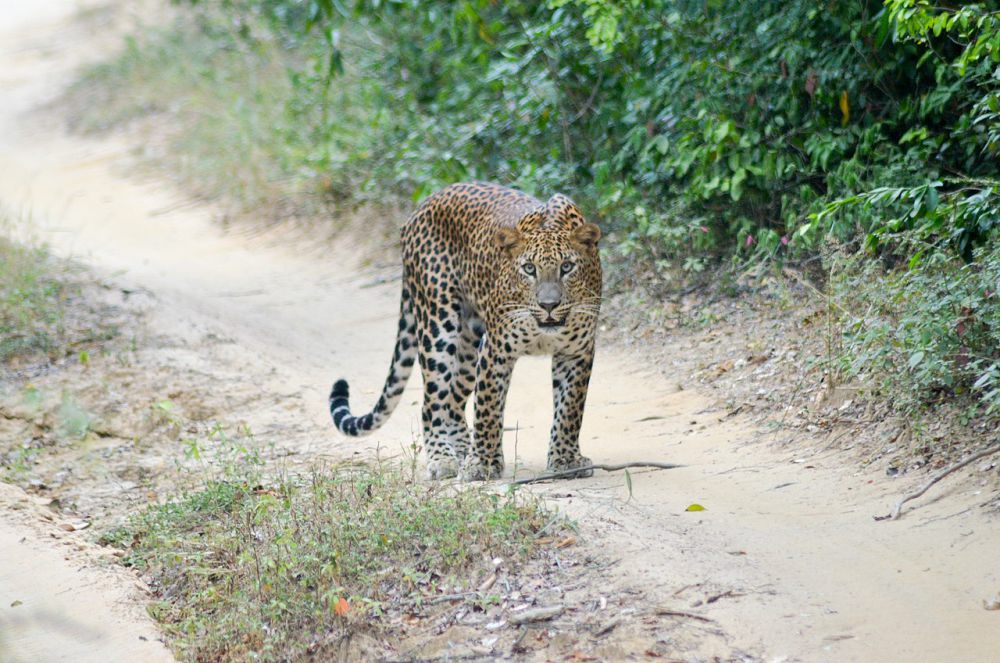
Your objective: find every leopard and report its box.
[329,181,602,481]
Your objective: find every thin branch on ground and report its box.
[653,608,715,623]
[820,426,859,452]
[705,590,745,604]
[508,462,682,486]
[402,591,478,606]
[880,441,1000,521]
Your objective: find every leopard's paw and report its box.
[459,454,504,482]
[427,457,459,480]
[548,455,594,479]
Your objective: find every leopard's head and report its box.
[495,194,602,334]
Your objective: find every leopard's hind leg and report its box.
[415,286,474,480]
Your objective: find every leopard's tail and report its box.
[329,281,417,436]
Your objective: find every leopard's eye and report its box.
[560,260,575,275]
[522,262,536,277]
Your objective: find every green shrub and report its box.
[106,462,552,661]
[89,1,991,269]
[830,240,1000,418]
[807,2,1000,265]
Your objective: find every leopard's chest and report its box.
[506,323,593,357]
[522,332,565,356]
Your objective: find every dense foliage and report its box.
[145,1,1000,418]
[205,0,999,417]
[220,1,997,258]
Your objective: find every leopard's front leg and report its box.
[461,335,513,481]
[547,347,595,477]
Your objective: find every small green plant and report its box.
[0,232,68,363]
[105,461,553,661]
[1,444,41,483]
[20,384,44,411]
[177,421,265,484]
[148,398,182,430]
[56,394,95,440]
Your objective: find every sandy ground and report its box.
[1,1,999,661]
[0,483,172,663]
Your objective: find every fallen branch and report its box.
[653,608,714,623]
[510,627,530,654]
[509,462,682,486]
[593,616,621,637]
[508,605,564,625]
[880,441,1000,521]
[705,590,744,604]
[401,591,477,606]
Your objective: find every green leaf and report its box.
[727,152,740,172]
[730,169,747,201]
[685,503,705,512]
[650,134,670,155]
[924,186,939,212]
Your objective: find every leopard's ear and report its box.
[496,227,522,253]
[571,222,602,248]
[515,207,546,234]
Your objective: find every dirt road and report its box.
[2,2,999,661]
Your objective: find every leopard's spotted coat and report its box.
[330,182,602,480]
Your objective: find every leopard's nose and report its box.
[537,281,562,314]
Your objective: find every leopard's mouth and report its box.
[537,317,565,329]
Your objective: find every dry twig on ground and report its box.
[880,441,1000,521]
[507,605,564,625]
[509,462,682,486]
[653,608,715,623]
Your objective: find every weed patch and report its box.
[0,234,71,363]
[829,243,1000,421]
[105,461,554,661]
[0,217,129,489]
[1,215,120,373]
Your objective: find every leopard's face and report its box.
[495,216,602,335]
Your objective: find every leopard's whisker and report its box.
[502,310,534,323]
